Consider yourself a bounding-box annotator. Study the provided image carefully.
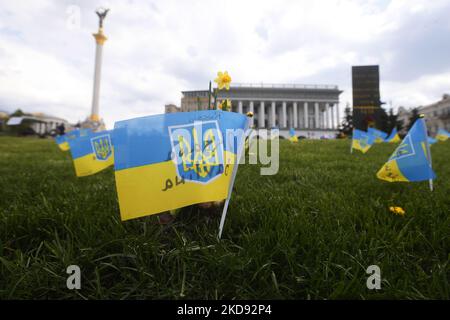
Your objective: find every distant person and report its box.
[57,123,65,136]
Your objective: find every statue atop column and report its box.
[96,8,109,29]
[81,7,109,131]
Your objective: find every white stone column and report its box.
[332,103,336,129]
[249,101,254,127]
[238,101,243,114]
[314,102,319,129]
[329,104,333,129]
[282,101,287,128]
[328,103,333,129]
[259,101,265,129]
[324,104,329,129]
[293,102,298,129]
[91,39,104,121]
[271,101,276,128]
[336,102,340,128]
[304,102,309,129]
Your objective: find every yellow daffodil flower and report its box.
[214,71,232,90]
[218,99,232,111]
[389,206,405,216]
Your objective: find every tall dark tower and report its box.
[352,65,383,130]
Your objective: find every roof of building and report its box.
[420,94,450,111]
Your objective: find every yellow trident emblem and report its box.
[170,121,224,183]
[91,134,112,161]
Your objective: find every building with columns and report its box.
[180,83,342,139]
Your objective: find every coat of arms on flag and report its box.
[390,135,414,161]
[68,130,114,177]
[91,134,113,161]
[169,120,224,184]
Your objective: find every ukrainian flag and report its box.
[55,135,70,151]
[385,128,401,143]
[436,128,450,141]
[68,130,114,177]
[351,129,375,153]
[113,110,248,221]
[289,128,298,143]
[56,128,93,151]
[428,136,437,145]
[368,127,388,143]
[377,118,435,182]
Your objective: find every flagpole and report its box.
[218,119,250,239]
[420,114,433,192]
[350,129,353,154]
[208,81,212,110]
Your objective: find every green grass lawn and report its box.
[0,136,449,299]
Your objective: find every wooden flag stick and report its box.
[218,120,251,239]
[350,131,354,154]
[420,114,434,192]
[208,81,212,110]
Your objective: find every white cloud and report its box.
[0,0,449,127]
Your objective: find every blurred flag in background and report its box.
[428,136,437,145]
[55,135,70,151]
[68,130,114,177]
[289,128,298,143]
[385,128,401,143]
[436,128,450,141]
[351,129,375,153]
[368,127,388,143]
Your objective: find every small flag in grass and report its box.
[113,110,248,221]
[436,128,450,141]
[351,129,375,153]
[428,136,437,145]
[289,128,298,143]
[385,128,401,143]
[55,135,70,151]
[368,127,388,143]
[68,130,114,177]
[55,128,93,151]
[377,117,435,184]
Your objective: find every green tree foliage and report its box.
[338,105,353,137]
[407,108,420,131]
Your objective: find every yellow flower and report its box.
[389,206,405,216]
[246,111,254,118]
[218,99,231,111]
[214,71,232,90]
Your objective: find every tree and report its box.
[407,108,420,131]
[386,108,399,133]
[338,104,353,137]
[10,109,25,117]
[376,107,389,133]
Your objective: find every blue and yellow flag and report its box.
[68,130,114,177]
[368,127,388,143]
[436,128,450,141]
[55,135,70,151]
[289,128,298,143]
[428,136,437,145]
[385,127,401,143]
[377,118,435,182]
[55,128,93,151]
[351,129,375,153]
[113,110,248,221]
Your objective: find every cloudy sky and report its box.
[0,0,449,128]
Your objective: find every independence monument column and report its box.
[89,8,109,129]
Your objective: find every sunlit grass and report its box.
[0,136,449,299]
